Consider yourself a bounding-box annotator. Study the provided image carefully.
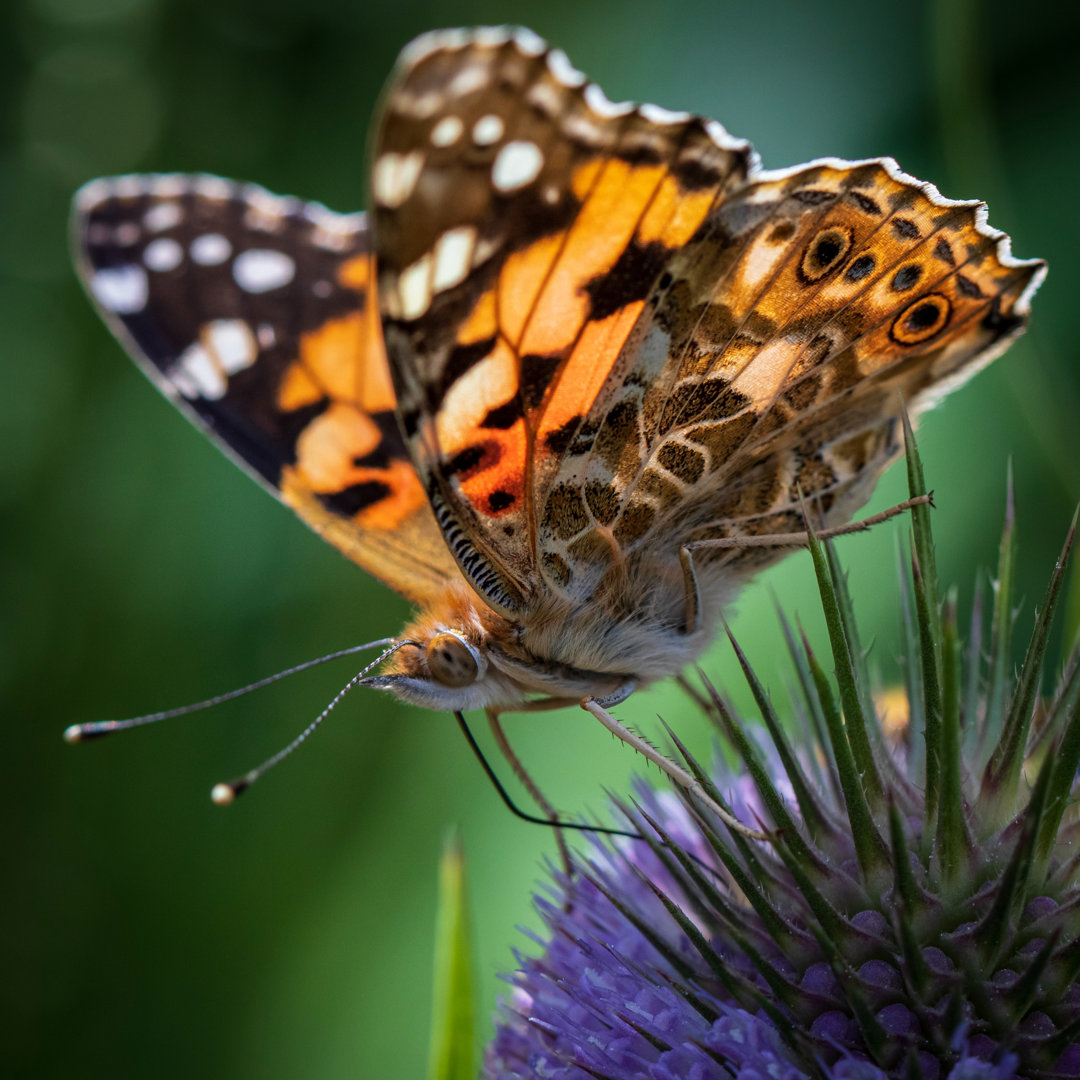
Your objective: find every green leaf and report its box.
[427,830,476,1080]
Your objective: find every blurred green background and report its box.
[3,0,1077,1076]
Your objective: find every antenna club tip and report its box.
[63,725,84,744]
[210,783,236,806]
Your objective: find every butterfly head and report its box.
[358,591,527,711]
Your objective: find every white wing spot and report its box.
[257,324,276,348]
[91,265,148,314]
[172,343,225,400]
[143,202,183,232]
[206,319,257,375]
[446,63,488,99]
[639,102,691,125]
[472,114,504,146]
[313,280,332,297]
[398,254,433,320]
[372,150,424,208]
[143,237,183,272]
[492,141,544,192]
[432,226,476,292]
[190,233,232,266]
[233,249,295,293]
[431,116,464,147]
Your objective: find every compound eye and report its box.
[425,633,479,688]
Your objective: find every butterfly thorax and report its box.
[378,557,730,711]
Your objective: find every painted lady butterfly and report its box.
[72,27,1044,823]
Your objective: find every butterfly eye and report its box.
[425,632,480,688]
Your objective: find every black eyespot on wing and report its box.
[891,264,922,291]
[933,237,956,266]
[849,191,882,215]
[955,274,984,299]
[892,218,920,240]
[792,189,837,206]
[799,225,853,283]
[890,292,951,345]
[845,254,875,282]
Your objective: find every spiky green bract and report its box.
[485,442,1080,1080]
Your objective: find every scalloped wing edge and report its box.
[396,25,1045,323]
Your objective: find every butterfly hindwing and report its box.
[550,157,1044,581]
[73,174,459,602]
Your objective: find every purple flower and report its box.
[484,494,1080,1079]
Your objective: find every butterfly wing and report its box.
[551,156,1046,580]
[73,174,460,602]
[371,29,1043,614]
[371,28,753,615]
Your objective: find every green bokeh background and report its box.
[4,0,1077,1076]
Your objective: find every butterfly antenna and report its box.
[210,639,417,805]
[63,639,398,744]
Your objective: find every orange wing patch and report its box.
[73,175,460,604]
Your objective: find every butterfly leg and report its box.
[486,701,577,875]
[580,696,767,841]
[678,545,701,636]
[685,494,934,559]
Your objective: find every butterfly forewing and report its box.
[371,28,753,613]
[73,174,458,602]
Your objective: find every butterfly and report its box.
[72,26,1044,823]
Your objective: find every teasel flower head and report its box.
[484,432,1080,1080]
